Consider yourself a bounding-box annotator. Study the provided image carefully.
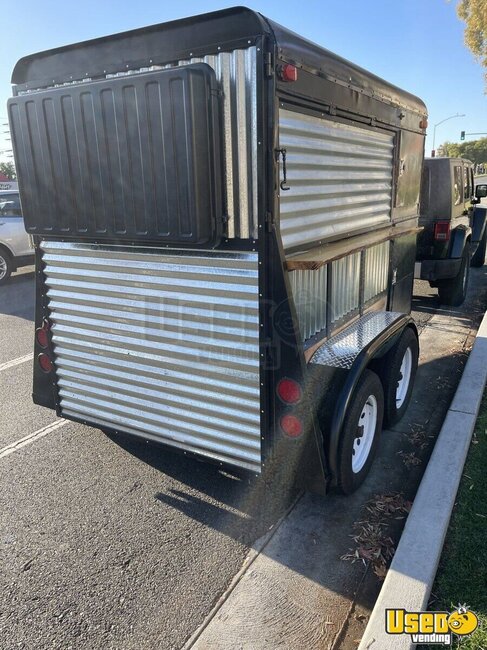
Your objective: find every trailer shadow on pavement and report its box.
[107,430,300,547]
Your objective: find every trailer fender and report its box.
[326,314,413,484]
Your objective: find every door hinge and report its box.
[265,52,273,77]
[265,210,274,232]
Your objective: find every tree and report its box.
[439,137,487,165]
[457,0,487,87]
[0,162,16,180]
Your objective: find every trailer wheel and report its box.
[437,246,470,306]
[0,248,13,285]
[337,369,384,495]
[380,327,419,428]
[471,227,487,267]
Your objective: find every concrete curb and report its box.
[358,309,487,650]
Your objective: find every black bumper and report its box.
[416,257,462,281]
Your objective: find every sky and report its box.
[0,0,485,165]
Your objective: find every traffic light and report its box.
[461,131,465,141]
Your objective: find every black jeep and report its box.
[415,157,487,306]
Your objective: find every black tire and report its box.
[471,228,487,267]
[437,246,470,306]
[380,327,419,428]
[0,248,13,285]
[336,369,384,495]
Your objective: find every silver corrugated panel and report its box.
[331,253,361,323]
[288,267,327,340]
[364,242,390,303]
[278,109,394,251]
[41,241,261,472]
[171,49,258,239]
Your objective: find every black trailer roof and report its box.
[12,6,426,116]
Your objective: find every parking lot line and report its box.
[0,420,67,460]
[0,353,33,372]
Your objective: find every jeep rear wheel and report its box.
[438,246,470,306]
[471,227,487,268]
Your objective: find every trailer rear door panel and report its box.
[9,64,223,246]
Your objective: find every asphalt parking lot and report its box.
[1,264,487,650]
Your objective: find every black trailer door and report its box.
[9,63,223,247]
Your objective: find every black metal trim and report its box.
[32,242,60,413]
[12,8,271,88]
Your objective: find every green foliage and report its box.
[0,162,16,180]
[438,137,487,165]
[457,0,487,87]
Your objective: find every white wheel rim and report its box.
[352,394,378,474]
[396,347,413,409]
[0,256,6,280]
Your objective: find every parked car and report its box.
[0,190,34,284]
[415,157,487,306]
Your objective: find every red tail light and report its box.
[434,221,451,242]
[277,378,302,404]
[280,414,303,438]
[35,319,51,349]
[38,353,53,373]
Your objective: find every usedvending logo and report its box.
[386,604,479,645]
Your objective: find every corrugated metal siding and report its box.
[330,253,361,324]
[278,109,394,251]
[288,267,327,340]
[41,241,261,472]
[364,242,390,303]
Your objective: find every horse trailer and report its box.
[9,7,427,494]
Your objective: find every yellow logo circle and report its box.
[447,609,479,636]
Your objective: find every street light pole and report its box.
[432,113,466,156]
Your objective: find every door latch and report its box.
[275,148,290,191]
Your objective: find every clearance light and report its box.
[280,414,303,438]
[277,378,302,404]
[38,353,53,373]
[278,63,298,82]
[434,221,451,242]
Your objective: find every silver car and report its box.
[0,190,34,284]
